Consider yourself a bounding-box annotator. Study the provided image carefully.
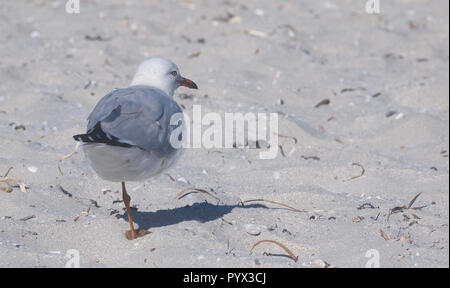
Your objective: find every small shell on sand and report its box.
[245,224,262,236]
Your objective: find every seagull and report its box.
[73,57,198,240]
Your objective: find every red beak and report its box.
[177,77,198,89]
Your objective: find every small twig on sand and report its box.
[407,192,422,209]
[387,193,424,221]
[380,229,392,241]
[74,203,92,222]
[19,215,36,221]
[241,199,306,213]
[278,145,286,157]
[57,164,64,176]
[175,188,220,202]
[0,177,27,193]
[221,218,233,225]
[58,143,81,176]
[343,163,365,182]
[1,167,13,177]
[276,134,298,145]
[166,173,176,182]
[251,240,298,262]
[60,143,81,161]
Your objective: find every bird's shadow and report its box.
[122,202,270,231]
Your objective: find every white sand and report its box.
[0,0,448,267]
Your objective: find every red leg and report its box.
[122,182,150,240]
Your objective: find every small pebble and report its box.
[395,113,404,120]
[30,31,40,38]
[27,166,38,173]
[254,9,266,17]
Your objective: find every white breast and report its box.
[83,143,183,182]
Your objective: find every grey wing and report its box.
[87,86,183,155]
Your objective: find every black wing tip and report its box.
[73,124,133,148]
[72,134,91,143]
[73,134,85,142]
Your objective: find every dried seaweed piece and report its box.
[372,92,382,98]
[343,163,365,182]
[301,155,320,161]
[278,145,286,157]
[386,111,397,117]
[85,35,112,41]
[175,188,220,202]
[241,199,306,213]
[341,87,366,93]
[357,203,379,210]
[213,12,235,23]
[251,240,298,262]
[387,206,403,221]
[0,177,27,193]
[20,215,35,221]
[58,185,73,198]
[221,218,233,225]
[380,229,392,240]
[14,124,26,130]
[387,193,424,221]
[391,207,404,213]
[407,193,422,209]
[315,99,330,108]
[371,212,381,221]
[165,173,176,182]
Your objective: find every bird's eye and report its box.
[170,71,178,77]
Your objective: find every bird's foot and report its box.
[125,229,151,240]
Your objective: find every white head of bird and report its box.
[130,57,198,97]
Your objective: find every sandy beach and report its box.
[0,0,448,267]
